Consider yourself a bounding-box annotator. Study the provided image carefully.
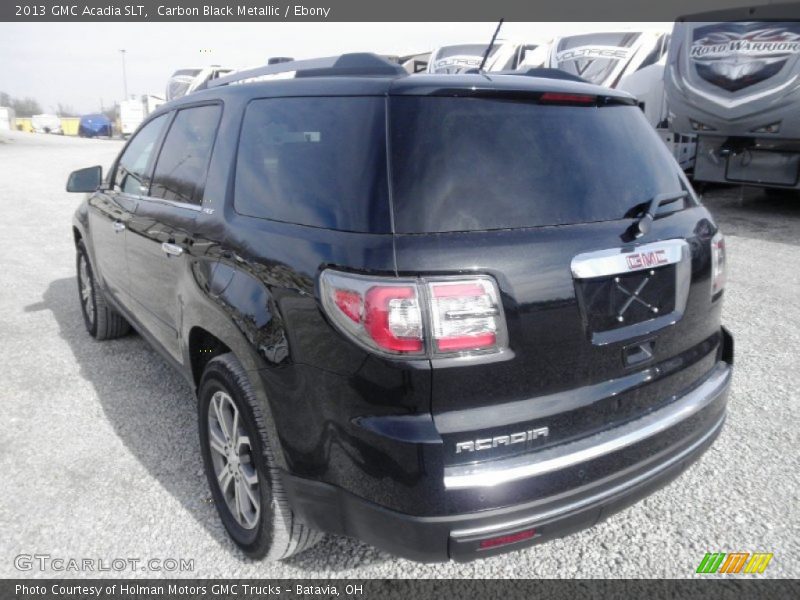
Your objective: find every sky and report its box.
[0,22,669,113]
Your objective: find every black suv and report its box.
[66,54,733,562]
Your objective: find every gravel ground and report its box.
[0,130,798,578]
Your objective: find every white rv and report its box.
[665,11,800,190]
[31,114,62,134]
[120,95,165,137]
[427,41,548,74]
[0,106,15,131]
[547,30,697,170]
[119,99,145,138]
[166,66,234,101]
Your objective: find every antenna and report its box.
[478,18,504,72]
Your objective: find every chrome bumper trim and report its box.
[451,411,726,538]
[444,363,731,490]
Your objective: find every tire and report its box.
[198,353,323,560]
[76,240,131,340]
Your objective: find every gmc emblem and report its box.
[626,250,668,270]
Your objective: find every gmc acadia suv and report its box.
[66,54,733,562]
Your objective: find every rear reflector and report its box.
[710,231,726,297]
[478,529,536,550]
[539,92,596,104]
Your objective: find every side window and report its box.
[113,114,168,195]
[150,104,222,205]
[233,97,390,233]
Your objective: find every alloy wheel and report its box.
[207,390,261,529]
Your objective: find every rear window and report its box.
[234,97,390,233]
[389,97,685,233]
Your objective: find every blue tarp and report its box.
[79,114,112,137]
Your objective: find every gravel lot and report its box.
[1,130,798,578]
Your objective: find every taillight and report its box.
[321,271,423,356]
[364,286,423,353]
[539,92,596,105]
[319,270,507,359]
[711,231,726,297]
[429,280,501,352]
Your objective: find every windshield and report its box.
[389,96,685,233]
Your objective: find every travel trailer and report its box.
[547,30,697,170]
[120,95,165,137]
[119,98,144,137]
[400,52,431,73]
[166,66,234,101]
[31,114,62,134]
[665,11,800,190]
[427,41,548,74]
[0,106,15,131]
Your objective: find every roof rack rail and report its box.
[210,52,406,87]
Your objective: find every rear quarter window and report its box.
[233,97,390,233]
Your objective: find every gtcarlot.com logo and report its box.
[696,552,773,574]
[14,554,194,573]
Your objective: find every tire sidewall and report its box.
[198,361,275,556]
[76,242,98,337]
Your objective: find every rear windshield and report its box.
[389,97,685,233]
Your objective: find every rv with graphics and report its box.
[665,14,800,190]
[548,30,697,170]
[166,66,234,101]
[427,41,549,74]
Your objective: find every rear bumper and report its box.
[281,360,732,562]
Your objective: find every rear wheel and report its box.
[76,241,130,340]
[198,353,323,559]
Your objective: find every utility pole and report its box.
[119,49,128,100]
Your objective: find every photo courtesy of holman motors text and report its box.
[1,0,799,594]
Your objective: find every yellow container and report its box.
[15,118,32,132]
[60,117,80,136]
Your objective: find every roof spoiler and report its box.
[210,53,406,87]
[495,68,590,83]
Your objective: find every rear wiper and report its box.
[624,190,689,240]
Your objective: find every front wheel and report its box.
[76,241,130,340]
[198,353,323,559]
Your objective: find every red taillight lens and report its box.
[711,231,726,297]
[320,271,507,359]
[321,271,424,356]
[364,286,423,353]
[478,529,536,550]
[539,92,596,105]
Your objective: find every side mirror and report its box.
[66,166,102,193]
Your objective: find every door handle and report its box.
[161,242,184,257]
[113,221,125,233]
